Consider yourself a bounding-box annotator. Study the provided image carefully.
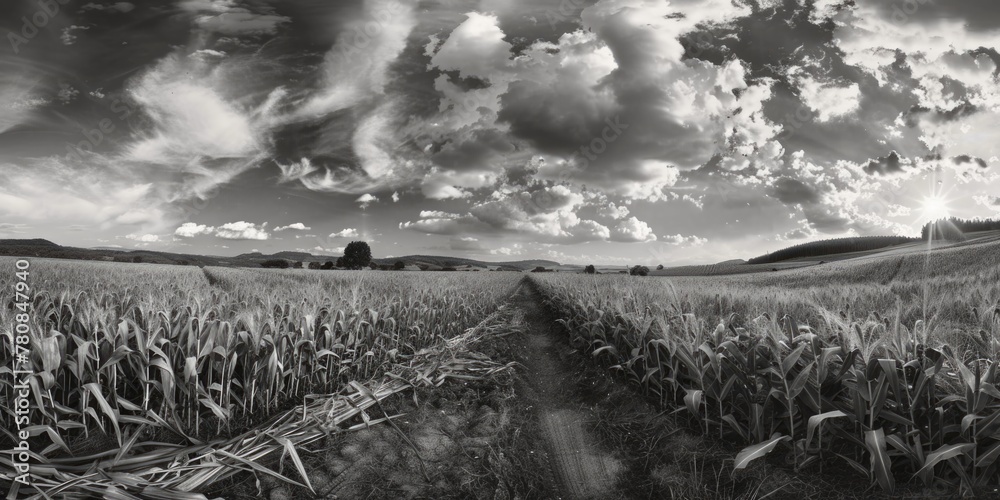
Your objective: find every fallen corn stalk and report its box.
[2,307,517,499]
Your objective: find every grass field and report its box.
[3,240,1000,498]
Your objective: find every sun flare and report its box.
[920,195,951,222]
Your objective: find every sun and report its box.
[920,195,951,222]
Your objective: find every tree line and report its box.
[261,241,384,270]
[921,217,1000,241]
[748,236,918,265]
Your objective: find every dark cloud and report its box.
[864,151,907,176]
[952,155,988,169]
[770,177,819,204]
[430,128,517,171]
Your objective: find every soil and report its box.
[510,281,623,499]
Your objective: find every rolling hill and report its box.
[0,239,563,271]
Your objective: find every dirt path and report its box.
[509,280,622,500]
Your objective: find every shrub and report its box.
[261,259,289,269]
[629,265,649,276]
[393,261,406,270]
[584,265,596,274]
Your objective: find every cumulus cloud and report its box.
[863,151,910,177]
[661,234,708,246]
[795,75,862,122]
[598,202,630,220]
[401,185,614,244]
[611,217,657,242]
[180,0,290,35]
[126,233,160,243]
[356,193,378,209]
[275,222,311,231]
[975,195,1000,211]
[214,221,269,240]
[174,222,215,238]
[330,228,359,238]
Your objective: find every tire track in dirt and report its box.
[510,280,622,500]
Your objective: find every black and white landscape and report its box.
[2,0,1000,499]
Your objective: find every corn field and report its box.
[0,258,520,496]
[530,271,1000,495]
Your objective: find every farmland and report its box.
[3,238,1000,498]
[0,259,523,498]
[529,235,1000,497]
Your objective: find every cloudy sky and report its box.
[1,0,998,265]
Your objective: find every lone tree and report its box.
[629,265,649,276]
[342,241,372,269]
[657,264,664,270]
[393,261,406,270]
[321,261,334,270]
[584,265,596,274]
[293,261,303,269]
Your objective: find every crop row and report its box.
[0,259,521,463]
[530,274,1000,494]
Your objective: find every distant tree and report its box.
[308,262,322,270]
[393,261,406,270]
[335,257,345,268]
[321,261,334,270]
[584,265,596,274]
[369,262,378,270]
[922,218,970,242]
[132,256,143,263]
[629,265,649,276]
[922,216,1000,238]
[293,261,303,269]
[656,264,664,270]
[532,266,549,273]
[342,241,372,269]
[261,259,289,269]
